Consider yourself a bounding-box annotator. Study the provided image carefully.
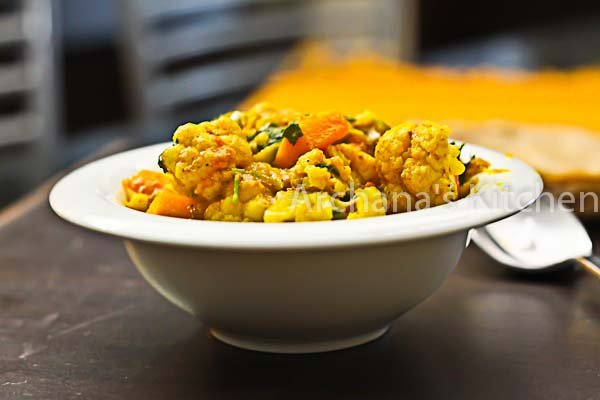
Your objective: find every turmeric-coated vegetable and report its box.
[273,112,349,167]
[299,111,350,150]
[122,103,491,222]
[122,170,171,195]
[273,136,310,168]
[147,190,197,219]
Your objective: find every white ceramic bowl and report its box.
[50,142,542,353]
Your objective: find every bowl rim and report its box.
[49,142,543,251]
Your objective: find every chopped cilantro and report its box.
[248,123,278,145]
[265,129,284,146]
[158,154,168,173]
[282,123,303,145]
[458,154,476,185]
[252,122,303,151]
[232,173,241,203]
[315,163,340,177]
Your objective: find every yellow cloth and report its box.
[241,43,600,134]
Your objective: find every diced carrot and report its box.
[123,170,171,195]
[272,112,350,168]
[147,190,196,219]
[299,111,350,150]
[273,136,310,168]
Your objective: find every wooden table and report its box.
[1,146,600,400]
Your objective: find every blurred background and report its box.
[2,0,600,207]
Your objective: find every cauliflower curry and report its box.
[122,103,490,222]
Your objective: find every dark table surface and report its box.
[1,149,600,400]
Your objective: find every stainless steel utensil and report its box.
[471,196,600,279]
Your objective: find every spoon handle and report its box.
[577,256,600,280]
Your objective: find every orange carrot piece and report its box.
[273,136,310,168]
[147,190,196,219]
[299,111,349,150]
[272,112,349,168]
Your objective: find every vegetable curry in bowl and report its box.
[122,103,490,222]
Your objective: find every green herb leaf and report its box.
[257,127,284,150]
[232,173,241,203]
[282,123,303,145]
[458,154,476,185]
[266,130,284,146]
[254,122,303,150]
[158,154,168,173]
[455,142,469,167]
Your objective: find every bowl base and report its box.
[210,326,389,354]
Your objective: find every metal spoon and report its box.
[471,196,600,279]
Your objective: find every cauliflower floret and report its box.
[159,117,253,202]
[174,117,246,146]
[263,190,334,222]
[330,143,379,185]
[345,110,390,152]
[374,121,465,212]
[203,165,286,222]
[246,162,290,193]
[290,149,352,195]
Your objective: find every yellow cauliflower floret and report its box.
[347,187,387,219]
[173,117,245,145]
[203,166,283,222]
[263,190,334,222]
[290,149,352,195]
[333,143,379,184]
[246,162,289,193]
[375,121,465,212]
[346,110,390,152]
[304,166,330,190]
[159,117,253,202]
